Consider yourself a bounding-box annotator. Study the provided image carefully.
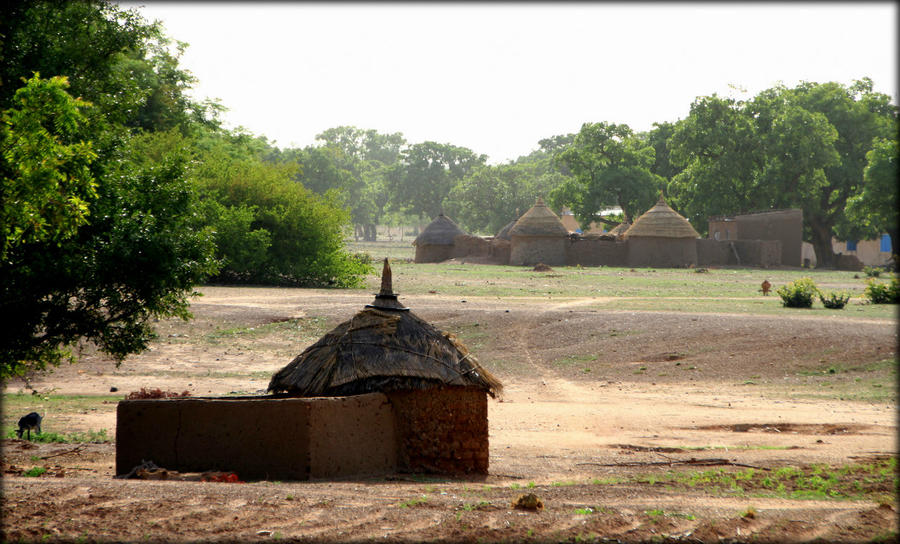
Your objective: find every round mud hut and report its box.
[269,259,502,474]
[623,196,699,267]
[508,198,569,266]
[413,213,465,263]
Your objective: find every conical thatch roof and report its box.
[509,198,568,237]
[413,214,465,246]
[268,259,503,398]
[607,221,630,237]
[495,218,517,241]
[624,197,699,239]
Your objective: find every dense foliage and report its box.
[0,1,366,379]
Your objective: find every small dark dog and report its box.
[16,412,42,440]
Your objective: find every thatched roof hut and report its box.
[268,259,502,398]
[414,214,464,245]
[623,197,699,239]
[509,198,568,237]
[624,196,699,268]
[509,198,568,266]
[413,214,465,262]
[607,221,630,238]
[495,219,517,241]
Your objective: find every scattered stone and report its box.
[512,493,543,511]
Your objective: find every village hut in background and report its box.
[269,259,502,474]
[509,198,569,266]
[624,196,699,267]
[607,220,631,238]
[413,213,465,263]
[495,218,517,241]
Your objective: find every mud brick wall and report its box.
[116,393,396,480]
[627,237,698,268]
[414,243,454,263]
[387,387,489,475]
[510,236,567,266]
[735,209,802,267]
[566,238,627,267]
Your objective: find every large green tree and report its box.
[387,141,486,220]
[843,136,899,256]
[668,80,895,265]
[551,122,663,227]
[444,156,567,235]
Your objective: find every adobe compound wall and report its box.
[510,236,566,266]
[117,389,489,480]
[566,237,627,267]
[387,387,488,474]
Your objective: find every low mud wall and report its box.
[414,244,454,263]
[510,236,566,266]
[566,237,627,267]
[697,239,782,268]
[116,393,396,480]
[387,387,488,474]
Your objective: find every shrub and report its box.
[819,291,851,309]
[864,276,900,304]
[775,278,820,308]
[864,266,882,278]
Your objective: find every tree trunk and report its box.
[809,219,835,268]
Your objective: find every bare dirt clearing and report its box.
[2,277,897,543]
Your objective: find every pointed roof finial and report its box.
[379,258,393,296]
[367,258,408,311]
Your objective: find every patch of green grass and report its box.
[551,480,577,487]
[645,458,895,500]
[527,481,536,488]
[461,500,491,511]
[203,317,330,345]
[645,509,696,520]
[5,428,111,443]
[23,466,47,477]
[398,496,429,508]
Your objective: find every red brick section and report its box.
[387,387,489,475]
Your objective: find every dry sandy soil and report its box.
[2,284,898,543]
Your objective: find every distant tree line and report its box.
[1,0,896,378]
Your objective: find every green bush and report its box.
[819,291,851,309]
[23,466,47,477]
[864,276,900,304]
[775,278,820,308]
[864,266,882,278]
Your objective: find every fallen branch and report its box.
[576,458,770,470]
[40,445,85,460]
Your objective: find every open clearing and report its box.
[2,254,897,543]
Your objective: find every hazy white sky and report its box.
[122,2,897,164]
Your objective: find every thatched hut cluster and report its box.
[623,196,699,267]
[410,197,784,269]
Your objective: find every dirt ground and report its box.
[2,285,897,543]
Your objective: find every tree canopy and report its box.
[551,122,664,227]
[667,79,896,265]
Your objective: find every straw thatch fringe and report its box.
[268,308,503,398]
[413,214,466,246]
[509,198,568,237]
